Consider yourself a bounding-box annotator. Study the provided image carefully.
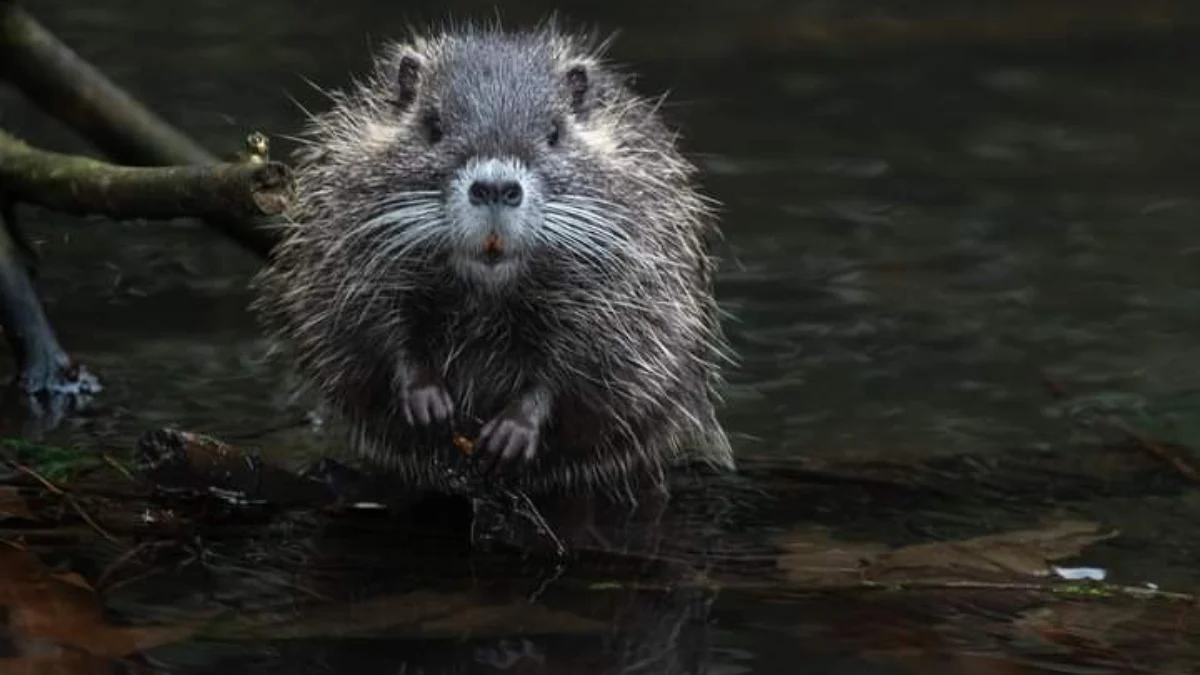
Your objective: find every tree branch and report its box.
[0,1,292,429]
[0,129,293,222]
[0,0,280,256]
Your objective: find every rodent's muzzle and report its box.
[447,157,541,282]
[467,177,521,265]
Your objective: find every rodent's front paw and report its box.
[401,373,454,426]
[477,409,540,469]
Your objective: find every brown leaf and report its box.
[776,519,1118,586]
[1014,604,1144,648]
[868,519,1118,582]
[776,525,887,585]
[50,571,93,592]
[0,546,198,663]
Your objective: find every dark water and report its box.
[5,1,1200,673]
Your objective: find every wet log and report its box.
[0,130,293,222]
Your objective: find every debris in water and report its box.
[1052,566,1107,581]
[452,433,476,456]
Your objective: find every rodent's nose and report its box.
[468,180,523,208]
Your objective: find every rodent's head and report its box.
[295,22,707,294]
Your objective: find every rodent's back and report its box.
[253,22,734,498]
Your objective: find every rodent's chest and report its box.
[421,298,551,413]
[408,291,550,366]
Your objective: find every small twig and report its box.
[95,540,153,590]
[208,561,333,603]
[594,576,1199,604]
[101,452,137,483]
[849,578,1196,602]
[1038,370,1200,485]
[526,560,567,604]
[1107,417,1200,484]
[95,540,176,591]
[11,460,64,495]
[8,461,124,547]
[0,129,293,222]
[506,488,567,558]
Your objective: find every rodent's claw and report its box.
[402,382,454,426]
[477,413,539,471]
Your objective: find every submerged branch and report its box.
[0,0,280,256]
[0,130,293,221]
[0,204,99,407]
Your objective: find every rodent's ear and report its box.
[393,51,425,111]
[564,63,590,115]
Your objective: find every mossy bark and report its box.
[0,130,293,221]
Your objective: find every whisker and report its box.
[329,213,446,323]
[328,193,443,253]
[542,198,692,277]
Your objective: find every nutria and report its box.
[251,21,734,500]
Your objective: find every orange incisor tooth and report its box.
[484,233,504,255]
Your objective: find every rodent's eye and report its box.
[547,120,562,148]
[423,112,444,144]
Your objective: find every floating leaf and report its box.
[777,519,1118,586]
[868,519,1119,582]
[776,525,888,586]
[0,546,199,668]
